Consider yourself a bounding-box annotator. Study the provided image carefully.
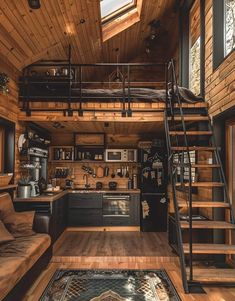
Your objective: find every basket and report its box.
[0,173,13,187]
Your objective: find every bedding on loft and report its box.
[71,86,203,103]
[21,85,203,103]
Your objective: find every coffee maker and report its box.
[28,147,48,196]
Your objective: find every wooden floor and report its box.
[23,230,235,301]
[52,231,177,263]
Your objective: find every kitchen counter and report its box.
[14,189,141,202]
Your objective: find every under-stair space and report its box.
[165,60,235,293]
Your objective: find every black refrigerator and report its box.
[140,142,168,232]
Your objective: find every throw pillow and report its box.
[3,211,35,238]
[0,220,15,244]
[0,193,15,219]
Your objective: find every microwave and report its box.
[105,149,138,162]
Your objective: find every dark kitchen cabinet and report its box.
[14,195,67,243]
[68,193,103,226]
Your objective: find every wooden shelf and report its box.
[49,160,74,163]
[0,184,18,191]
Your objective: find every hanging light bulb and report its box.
[28,0,41,9]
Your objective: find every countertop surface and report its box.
[14,189,141,202]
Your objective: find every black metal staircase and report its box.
[165,59,235,293]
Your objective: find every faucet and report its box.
[83,174,90,189]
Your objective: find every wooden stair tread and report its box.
[172,163,220,168]
[191,164,220,168]
[169,131,212,135]
[171,146,216,151]
[181,221,235,229]
[175,182,224,187]
[183,244,235,254]
[178,201,229,208]
[187,268,235,282]
[167,115,209,121]
[174,103,208,108]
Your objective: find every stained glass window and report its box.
[225,0,235,55]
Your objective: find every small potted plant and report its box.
[18,176,31,198]
[0,72,9,95]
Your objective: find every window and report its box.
[189,0,201,96]
[213,0,235,69]
[100,0,135,23]
[224,0,235,56]
[189,37,201,96]
[100,0,142,42]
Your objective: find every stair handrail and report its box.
[165,61,189,293]
[167,59,194,283]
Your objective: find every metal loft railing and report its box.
[19,47,166,116]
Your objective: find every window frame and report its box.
[179,0,205,98]
[213,0,235,70]
[101,0,137,25]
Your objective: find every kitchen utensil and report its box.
[104,166,109,177]
[117,168,122,177]
[125,166,129,178]
[17,184,31,198]
[111,169,115,178]
[29,181,40,197]
[109,181,117,190]
[133,174,138,189]
[65,179,73,188]
[96,182,103,190]
[92,167,97,178]
[97,166,104,178]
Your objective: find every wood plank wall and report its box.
[0,57,24,184]
[205,0,235,116]
[48,133,148,189]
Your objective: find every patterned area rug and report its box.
[40,269,181,301]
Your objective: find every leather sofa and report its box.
[0,204,52,301]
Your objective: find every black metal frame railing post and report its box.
[67,44,72,116]
[169,59,193,282]
[127,65,132,117]
[121,65,126,117]
[164,61,189,293]
[78,66,83,116]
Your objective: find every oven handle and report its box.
[103,195,130,200]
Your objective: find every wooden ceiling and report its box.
[0,0,178,71]
[34,120,165,135]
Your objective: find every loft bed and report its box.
[19,61,203,116]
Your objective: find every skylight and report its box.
[100,0,135,20]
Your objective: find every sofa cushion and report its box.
[3,211,35,238]
[0,257,27,300]
[0,234,51,300]
[0,193,15,219]
[0,220,15,245]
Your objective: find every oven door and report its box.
[103,194,130,217]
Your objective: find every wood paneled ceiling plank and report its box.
[0,4,40,58]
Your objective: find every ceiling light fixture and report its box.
[28,0,41,9]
